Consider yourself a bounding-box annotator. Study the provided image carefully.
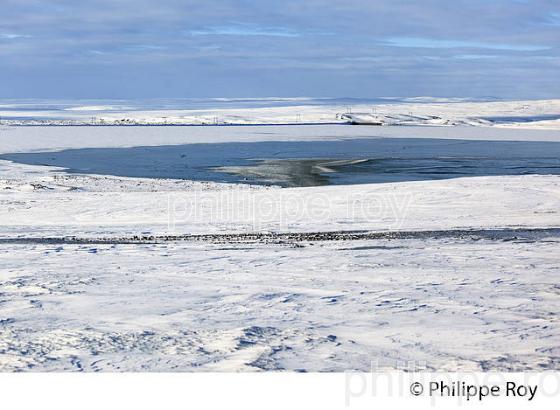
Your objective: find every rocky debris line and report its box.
[1,227,559,245]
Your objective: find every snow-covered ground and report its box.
[1,97,560,129]
[0,99,559,371]
[1,236,558,372]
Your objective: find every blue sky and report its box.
[0,0,559,99]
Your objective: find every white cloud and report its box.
[0,33,31,40]
[188,24,301,37]
[382,37,549,52]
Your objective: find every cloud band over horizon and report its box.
[0,0,559,99]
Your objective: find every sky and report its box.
[0,0,559,99]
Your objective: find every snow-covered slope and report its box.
[1,98,560,129]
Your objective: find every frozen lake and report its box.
[1,121,560,372]
[3,137,560,187]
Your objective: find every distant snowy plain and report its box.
[0,99,559,371]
